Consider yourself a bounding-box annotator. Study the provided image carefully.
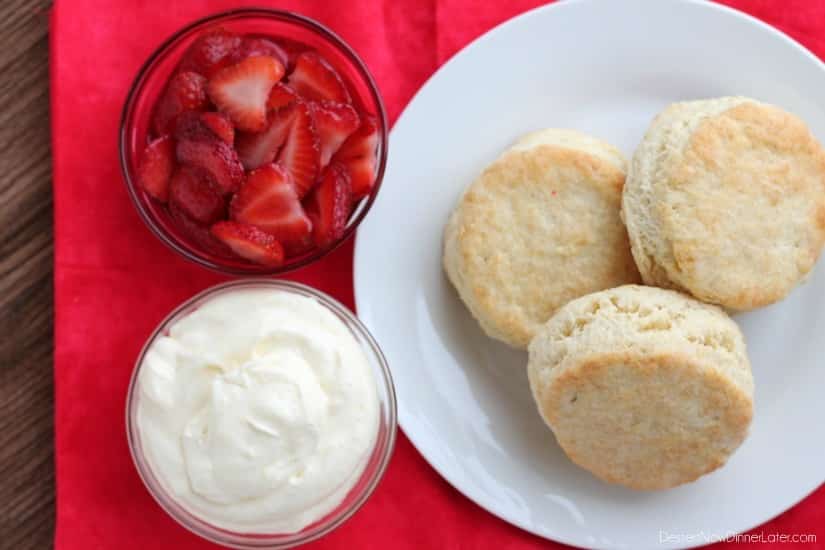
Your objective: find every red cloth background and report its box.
[51,1,825,548]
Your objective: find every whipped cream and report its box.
[135,288,379,533]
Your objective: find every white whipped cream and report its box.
[135,288,379,533]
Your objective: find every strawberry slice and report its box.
[175,111,216,141]
[152,71,208,136]
[229,37,288,68]
[168,166,226,225]
[304,163,352,248]
[176,136,245,195]
[210,221,285,267]
[175,111,234,146]
[288,52,351,104]
[178,27,242,78]
[137,135,175,202]
[235,105,293,170]
[207,56,285,132]
[169,203,232,257]
[334,115,380,160]
[332,115,380,200]
[274,38,307,71]
[341,155,378,201]
[276,101,320,197]
[230,164,312,252]
[200,112,234,145]
[309,101,360,167]
[267,83,298,111]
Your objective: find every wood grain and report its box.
[0,0,54,549]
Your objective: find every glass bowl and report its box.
[119,9,388,275]
[125,280,397,548]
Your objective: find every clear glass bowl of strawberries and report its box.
[120,8,387,273]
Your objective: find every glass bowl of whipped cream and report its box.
[126,279,397,548]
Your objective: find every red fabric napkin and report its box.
[51,1,824,548]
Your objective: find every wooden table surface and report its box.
[0,0,55,548]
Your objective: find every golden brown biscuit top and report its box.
[658,102,825,308]
[446,144,640,348]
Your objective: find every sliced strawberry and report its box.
[168,166,226,225]
[304,163,352,248]
[230,164,312,252]
[309,101,360,167]
[174,110,214,141]
[275,38,307,71]
[342,157,377,201]
[207,56,285,132]
[277,101,320,197]
[229,37,288,68]
[332,115,380,200]
[152,71,208,136]
[169,202,232,257]
[175,111,233,145]
[288,52,351,104]
[282,235,315,257]
[137,135,175,202]
[200,112,234,145]
[267,83,299,111]
[176,137,244,195]
[333,115,379,160]
[178,27,242,78]
[210,221,285,267]
[235,106,293,170]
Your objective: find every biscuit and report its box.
[528,285,754,490]
[443,129,640,349]
[622,97,825,310]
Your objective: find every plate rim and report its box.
[353,0,825,548]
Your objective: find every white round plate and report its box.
[353,0,825,548]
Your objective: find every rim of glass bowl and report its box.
[125,279,398,549]
[119,8,389,276]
